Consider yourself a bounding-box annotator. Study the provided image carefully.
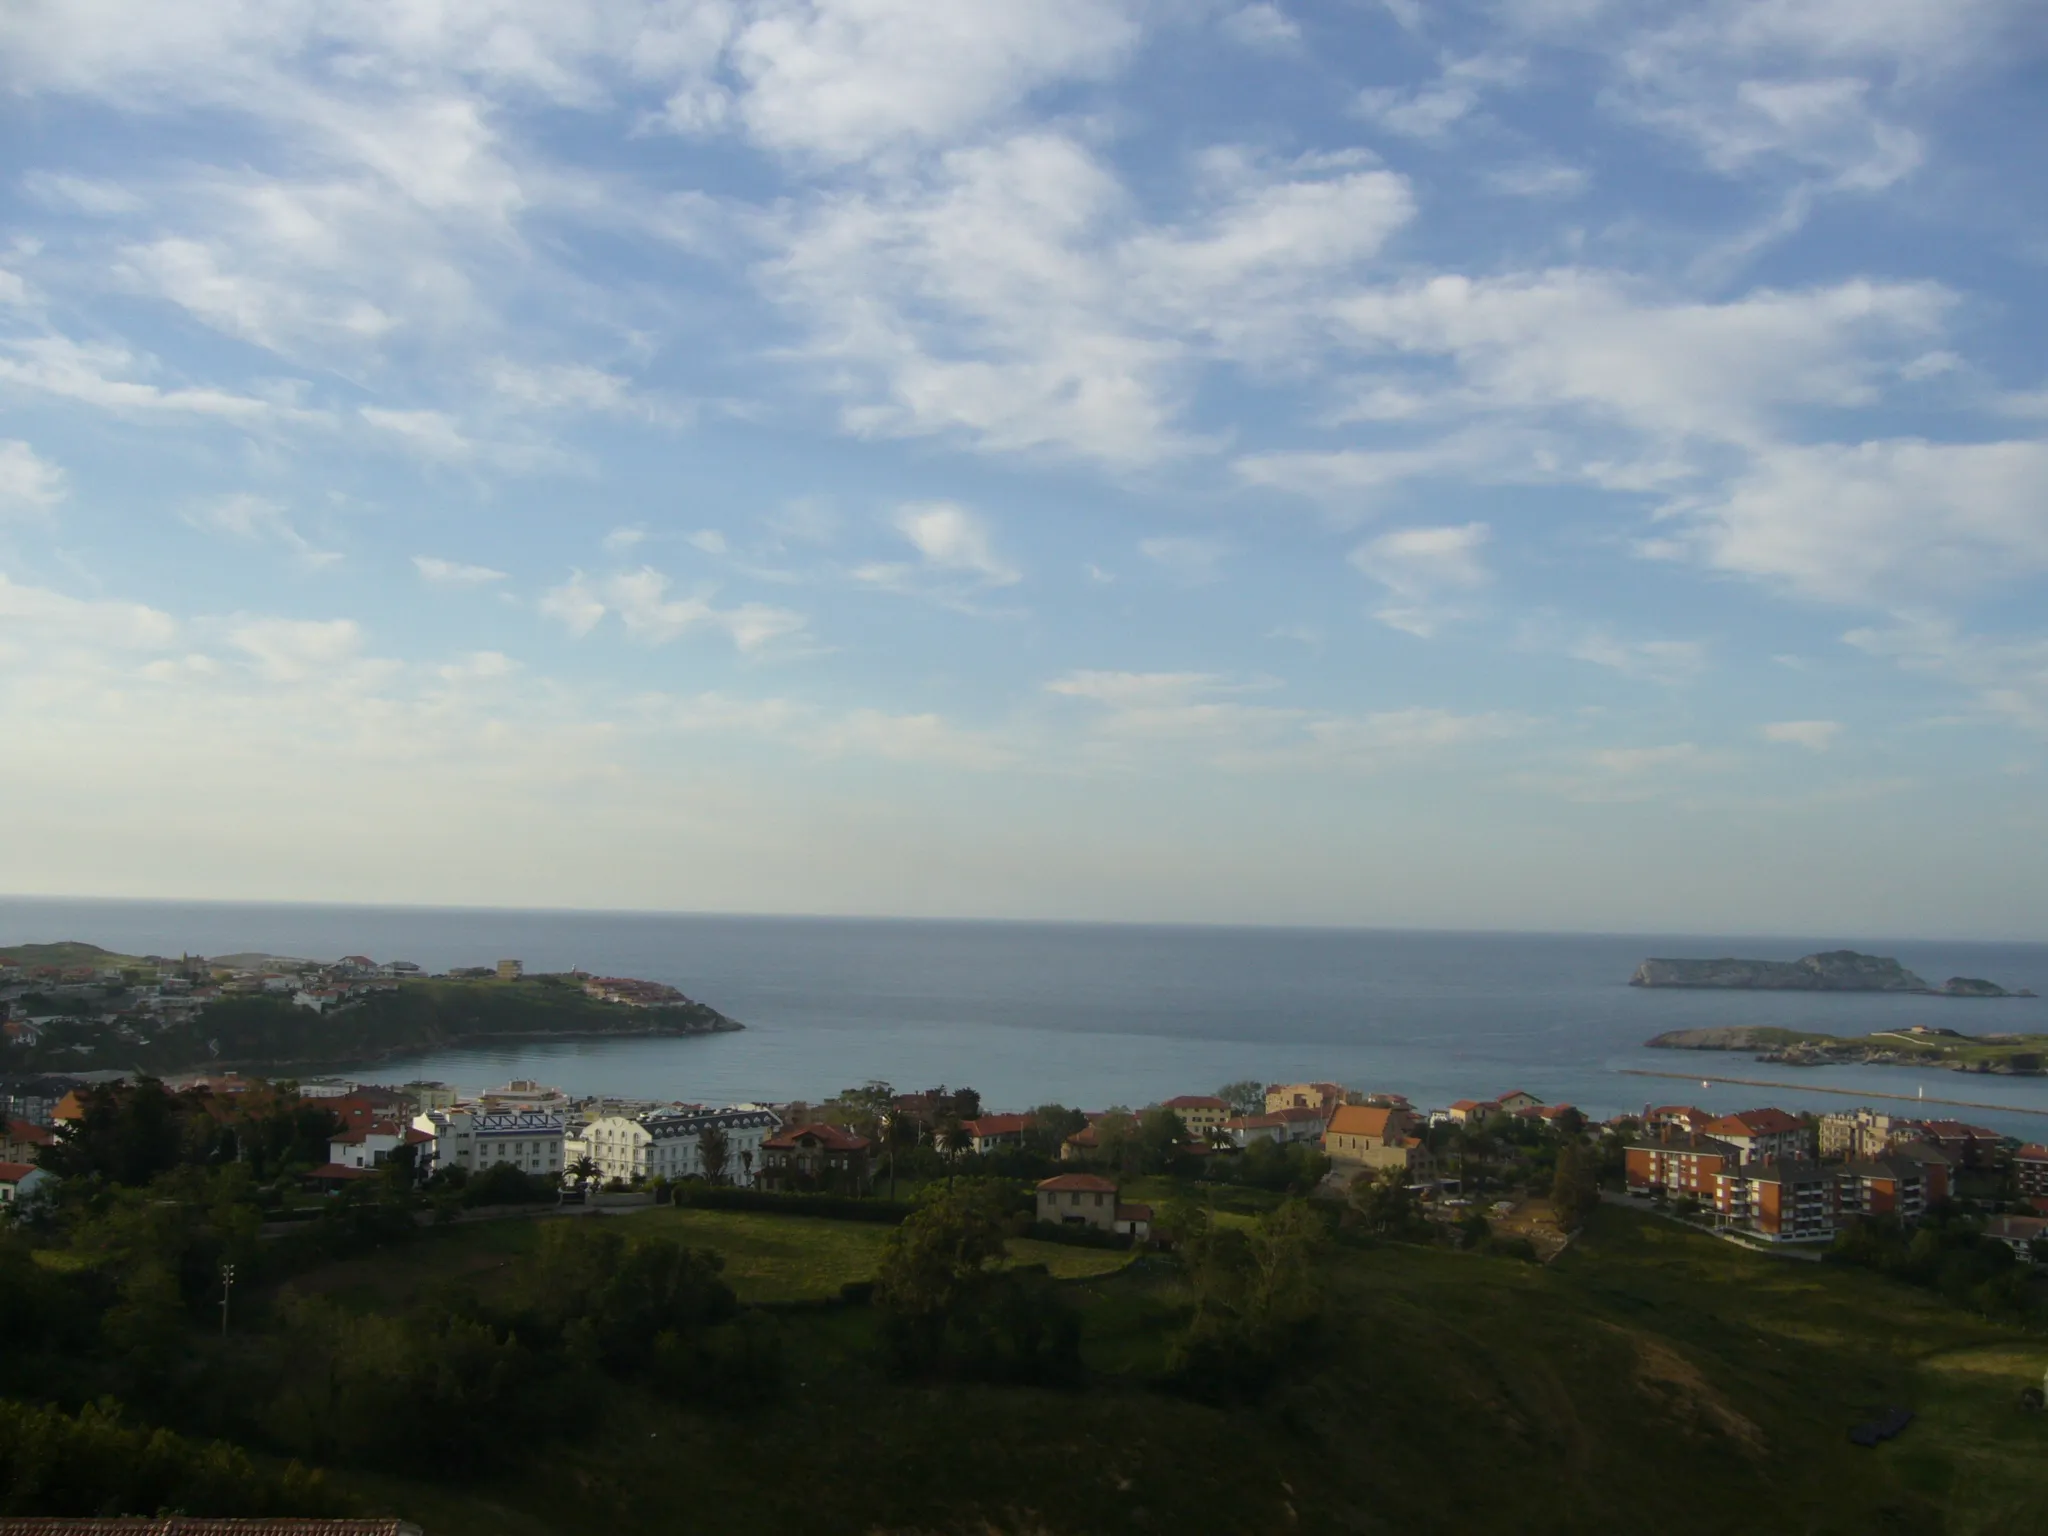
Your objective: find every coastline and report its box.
[153,1020,744,1079]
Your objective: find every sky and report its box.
[0,0,2045,937]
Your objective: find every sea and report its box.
[6,896,2047,1137]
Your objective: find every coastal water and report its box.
[5,897,2047,1135]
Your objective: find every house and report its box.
[2,1118,54,1165]
[1715,1160,1833,1240]
[1625,1131,1740,1197]
[1323,1104,1418,1171]
[580,1106,781,1186]
[328,1122,434,1171]
[1035,1173,1151,1238]
[2015,1145,2048,1200]
[412,1109,567,1180]
[1445,1099,1501,1126]
[1493,1090,1542,1114]
[0,1161,52,1207]
[1982,1215,2048,1261]
[1642,1105,1713,1134]
[1817,1109,1924,1159]
[1264,1082,1346,1115]
[758,1123,871,1192]
[1060,1123,1103,1161]
[1914,1120,2004,1169]
[51,1090,89,1124]
[961,1112,1035,1154]
[1157,1096,1229,1136]
[1514,1103,1580,1128]
[1219,1107,1325,1149]
[1699,1108,1812,1166]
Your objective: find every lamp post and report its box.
[219,1261,236,1337]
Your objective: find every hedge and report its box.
[670,1183,916,1224]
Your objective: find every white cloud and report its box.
[359,406,475,461]
[0,441,67,517]
[1763,719,1842,750]
[1354,54,1521,141]
[1846,619,2048,736]
[542,565,813,654]
[1139,536,1226,586]
[413,555,507,587]
[603,527,647,554]
[685,529,729,555]
[0,571,177,653]
[1486,161,1590,198]
[1566,632,1708,684]
[868,512,1019,593]
[1348,522,1489,636]
[1220,5,1300,50]
[1591,742,1701,774]
[230,616,364,681]
[720,0,1142,164]
[1672,438,2048,605]
[189,493,340,567]
[0,334,317,423]
[24,171,147,216]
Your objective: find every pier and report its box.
[1616,1068,2048,1119]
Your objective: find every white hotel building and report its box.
[412,1108,567,1179]
[576,1106,781,1186]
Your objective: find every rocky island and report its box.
[1630,949,2030,997]
[1645,1022,2048,1075]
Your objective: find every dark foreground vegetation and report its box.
[7,1098,2048,1535]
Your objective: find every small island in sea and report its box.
[1646,1023,2048,1074]
[0,940,741,1076]
[1629,948,2032,998]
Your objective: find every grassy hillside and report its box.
[298,1202,2046,1536]
[0,940,144,969]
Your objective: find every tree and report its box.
[697,1124,730,1185]
[1551,1140,1599,1232]
[569,1154,599,1186]
[1171,1199,1327,1398]
[874,1180,1010,1374]
[1134,1108,1190,1175]
[1349,1166,1418,1235]
[1025,1104,1087,1159]
[1217,1080,1266,1118]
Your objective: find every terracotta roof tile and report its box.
[1037,1173,1118,1193]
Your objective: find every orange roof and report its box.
[1161,1095,1227,1111]
[1327,1104,1399,1138]
[1037,1173,1118,1193]
[763,1122,869,1152]
[1704,1108,1802,1136]
[2016,1145,2048,1161]
[5,1119,54,1146]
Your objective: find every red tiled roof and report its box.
[1919,1120,2000,1139]
[1115,1202,1153,1222]
[1704,1107,1802,1136]
[305,1163,370,1181]
[2017,1145,2048,1161]
[1449,1099,1497,1113]
[1327,1105,1400,1138]
[5,1119,54,1145]
[1275,1105,1328,1123]
[1160,1095,1227,1111]
[1064,1126,1100,1147]
[1222,1113,1286,1129]
[762,1122,869,1152]
[0,1161,40,1183]
[1037,1173,1118,1193]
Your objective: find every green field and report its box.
[277,1207,1133,1312]
[288,1201,2048,1535]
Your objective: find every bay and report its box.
[3,896,2045,1135]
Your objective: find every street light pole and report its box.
[219,1261,236,1337]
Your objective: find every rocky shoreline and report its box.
[1646,1024,2048,1076]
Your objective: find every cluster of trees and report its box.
[874,1181,1080,1385]
[1164,1199,1329,1400]
[1828,1212,2046,1320]
[37,1078,341,1186]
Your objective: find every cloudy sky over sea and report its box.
[1,1,2044,933]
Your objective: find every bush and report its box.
[1026,1219,1130,1250]
[0,1398,333,1516]
[462,1161,556,1207]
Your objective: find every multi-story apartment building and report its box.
[1158,1096,1230,1137]
[579,1106,782,1186]
[1914,1120,2004,1169]
[1715,1160,1834,1240]
[412,1108,566,1180]
[1625,1132,1740,1197]
[1700,1108,1812,1166]
[2016,1144,2048,1201]
[1818,1109,1924,1160]
[1834,1152,1943,1221]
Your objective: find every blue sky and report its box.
[1,0,2044,935]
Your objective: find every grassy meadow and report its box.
[278,1198,2048,1536]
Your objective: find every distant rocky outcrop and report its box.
[1935,976,2011,998]
[1630,950,1929,992]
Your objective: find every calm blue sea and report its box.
[5,897,2047,1135]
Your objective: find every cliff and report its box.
[1630,950,1929,992]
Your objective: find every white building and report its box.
[412,1108,567,1180]
[580,1106,781,1186]
[0,1162,52,1208]
[329,1121,434,1171]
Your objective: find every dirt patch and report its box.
[1606,1323,1766,1454]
